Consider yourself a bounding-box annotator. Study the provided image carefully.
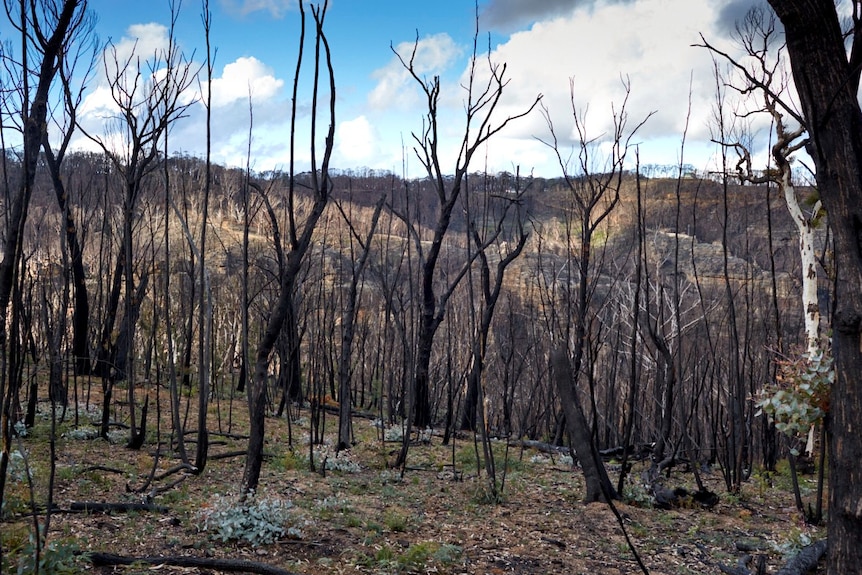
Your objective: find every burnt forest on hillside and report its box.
[1,1,838,573]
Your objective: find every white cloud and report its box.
[444,0,743,174]
[337,116,377,164]
[220,0,295,18]
[103,23,171,81]
[75,23,175,150]
[77,85,116,121]
[494,1,716,135]
[207,57,284,108]
[368,33,463,110]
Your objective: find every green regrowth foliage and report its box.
[756,349,832,453]
[4,536,84,575]
[196,490,301,546]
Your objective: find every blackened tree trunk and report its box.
[540,79,647,497]
[242,1,335,493]
[195,0,216,475]
[42,20,98,375]
[79,1,196,447]
[0,0,84,346]
[336,195,386,450]
[44,141,91,375]
[460,189,529,432]
[282,295,303,403]
[766,1,862,572]
[551,349,616,503]
[0,0,87,520]
[391,16,540,437]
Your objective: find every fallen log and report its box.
[514,439,571,455]
[87,552,301,575]
[209,449,250,461]
[78,465,125,475]
[718,554,754,575]
[70,502,168,513]
[775,539,827,575]
[718,540,826,575]
[652,486,719,509]
[599,444,654,459]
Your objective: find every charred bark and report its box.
[766,2,862,572]
[551,348,616,503]
[88,553,300,575]
[242,2,335,493]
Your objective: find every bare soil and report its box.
[1,389,826,575]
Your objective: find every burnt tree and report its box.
[766,1,862,572]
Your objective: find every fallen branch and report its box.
[79,465,125,475]
[70,502,168,513]
[599,444,654,460]
[129,457,197,494]
[150,472,191,495]
[514,439,571,455]
[87,552,302,575]
[154,462,197,482]
[209,449,249,461]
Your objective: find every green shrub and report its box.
[357,541,463,573]
[197,490,301,546]
[7,450,31,482]
[4,536,84,575]
[756,350,832,454]
[292,449,362,473]
[64,427,100,440]
[383,510,408,532]
[770,526,815,560]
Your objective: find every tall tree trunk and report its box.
[337,195,385,450]
[551,348,616,503]
[0,0,85,516]
[767,2,862,572]
[44,143,91,374]
[242,1,334,493]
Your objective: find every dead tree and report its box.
[539,77,649,501]
[391,18,540,467]
[334,193,386,451]
[699,7,827,515]
[78,0,198,446]
[42,7,98,376]
[0,0,89,518]
[242,1,335,494]
[765,1,862,571]
[551,348,615,502]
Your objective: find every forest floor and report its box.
[1,390,827,575]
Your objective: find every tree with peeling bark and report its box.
[765,1,862,572]
[699,8,828,505]
[698,8,823,358]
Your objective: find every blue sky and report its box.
[14,0,790,177]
